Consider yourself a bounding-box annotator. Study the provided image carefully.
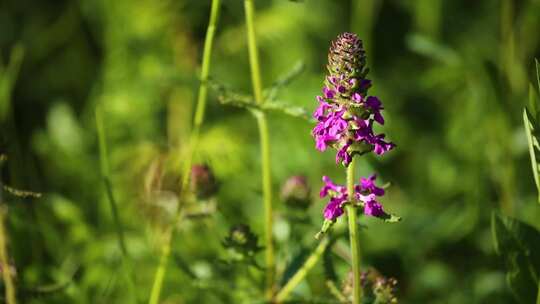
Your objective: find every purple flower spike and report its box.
[311,33,394,166]
[314,33,400,235]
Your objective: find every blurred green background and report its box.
[1,0,540,303]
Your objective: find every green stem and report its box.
[244,0,264,105]
[274,237,329,302]
[536,281,540,304]
[0,204,16,304]
[95,106,138,303]
[148,1,221,303]
[244,0,275,298]
[537,281,540,304]
[254,110,275,298]
[346,157,362,304]
[96,106,128,257]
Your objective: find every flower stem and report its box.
[147,1,221,303]
[0,203,16,304]
[346,157,362,304]
[244,0,264,105]
[244,0,275,298]
[274,237,330,303]
[253,110,275,298]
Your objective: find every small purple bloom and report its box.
[324,198,345,220]
[336,142,352,166]
[364,200,385,217]
[320,176,346,197]
[323,87,335,99]
[320,176,348,220]
[357,175,385,196]
[319,174,391,221]
[365,96,384,125]
[372,134,395,155]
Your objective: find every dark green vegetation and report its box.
[1,0,540,303]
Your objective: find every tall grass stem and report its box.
[95,106,138,303]
[148,0,221,303]
[244,0,275,298]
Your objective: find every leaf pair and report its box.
[209,62,313,121]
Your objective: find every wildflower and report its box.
[281,175,311,209]
[312,33,395,166]
[320,175,391,221]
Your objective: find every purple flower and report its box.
[320,176,346,198]
[336,142,353,166]
[372,134,395,155]
[319,174,391,220]
[311,33,394,165]
[323,87,336,99]
[324,198,345,220]
[320,176,348,220]
[364,200,385,217]
[357,175,385,196]
[365,96,384,125]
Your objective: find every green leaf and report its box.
[265,61,305,102]
[381,213,402,223]
[315,219,335,240]
[534,59,540,90]
[524,107,540,202]
[0,44,24,123]
[491,212,540,303]
[279,248,310,287]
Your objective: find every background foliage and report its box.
[1,0,540,303]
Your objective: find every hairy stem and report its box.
[274,237,330,302]
[346,157,362,304]
[148,1,221,303]
[95,106,138,303]
[244,0,275,298]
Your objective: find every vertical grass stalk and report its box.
[95,106,138,303]
[345,157,362,304]
[0,203,16,304]
[274,237,329,302]
[148,1,221,303]
[244,0,275,298]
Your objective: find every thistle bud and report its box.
[190,164,218,199]
[222,224,261,258]
[280,175,311,209]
